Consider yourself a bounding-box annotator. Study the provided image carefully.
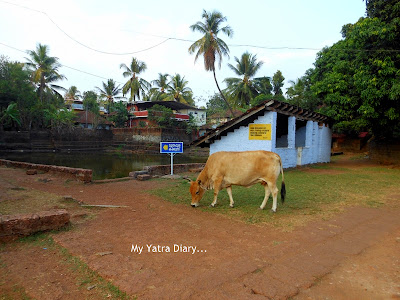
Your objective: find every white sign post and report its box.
[160,142,183,175]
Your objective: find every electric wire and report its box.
[0,41,125,85]
[3,0,398,55]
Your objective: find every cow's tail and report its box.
[280,158,286,204]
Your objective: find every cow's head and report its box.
[189,180,206,207]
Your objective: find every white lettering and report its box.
[133,243,204,254]
[174,244,198,254]
[131,244,143,254]
[146,244,170,253]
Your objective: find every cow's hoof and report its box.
[229,205,234,208]
[259,207,264,210]
[271,209,276,213]
[209,204,215,208]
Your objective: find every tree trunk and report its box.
[213,69,235,118]
[40,74,45,103]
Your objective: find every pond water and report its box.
[0,151,207,180]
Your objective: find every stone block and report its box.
[137,174,152,181]
[130,170,148,178]
[0,209,70,242]
[189,168,203,173]
[26,169,37,175]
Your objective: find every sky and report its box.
[0,0,367,108]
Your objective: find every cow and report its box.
[189,151,286,212]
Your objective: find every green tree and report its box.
[224,51,264,107]
[165,74,194,105]
[205,92,229,117]
[147,104,175,128]
[25,43,66,102]
[286,71,320,110]
[188,9,235,116]
[0,102,20,130]
[272,70,285,97]
[308,1,400,138]
[0,56,38,129]
[185,114,198,135]
[109,101,128,128]
[96,79,123,112]
[149,73,169,101]
[82,91,99,114]
[254,76,273,96]
[365,0,400,26]
[120,57,150,102]
[65,86,81,100]
[43,107,75,132]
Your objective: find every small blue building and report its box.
[192,100,332,168]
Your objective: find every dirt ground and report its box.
[1,156,400,300]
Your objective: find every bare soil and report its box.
[1,156,400,300]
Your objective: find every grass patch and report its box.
[0,188,77,215]
[12,233,133,299]
[0,185,97,224]
[0,285,33,300]
[149,164,400,228]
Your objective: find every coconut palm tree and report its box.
[224,51,264,107]
[165,74,194,105]
[65,86,81,100]
[254,76,273,96]
[25,43,66,102]
[96,79,123,110]
[188,10,234,116]
[149,73,170,101]
[120,57,150,102]
[0,102,21,130]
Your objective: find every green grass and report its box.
[0,188,78,215]
[149,163,400,227]
[11,233,133,299]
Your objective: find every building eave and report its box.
[191,99,333,148]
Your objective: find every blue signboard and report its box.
[160,142,183,154]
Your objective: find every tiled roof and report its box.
[191,99,333,148]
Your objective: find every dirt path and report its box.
[1,160,400,299]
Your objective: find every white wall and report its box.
[209,111,332,168]
[181,109,206,126]
[210,112,275,154]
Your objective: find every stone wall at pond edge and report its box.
[113,127,197,151]
[130,163,205,178]
[0,128,197,152]
[0,129,113,151]
[0,209,70,242]
[0,159,92,183]
[368,139,400,164]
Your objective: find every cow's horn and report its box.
[183,176,192,182]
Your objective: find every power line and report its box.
[0,41,124,84]
[0,0,171,55]
[2,0,399,55]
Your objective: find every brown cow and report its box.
[189,151,286,212]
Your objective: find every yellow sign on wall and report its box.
[249,124,271,140]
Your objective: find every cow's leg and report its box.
[210,178,222,207]
[270,182,279,213]
[226,186,234,208]
[259,182,271,210]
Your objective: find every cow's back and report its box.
[204,151,281,186]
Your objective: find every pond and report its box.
[0,151,207,180]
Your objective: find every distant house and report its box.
[192,99,333,168]
[126,101,206,128]
[70,99,84,111]
[74,111,113,130]
[208,110,242,128]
